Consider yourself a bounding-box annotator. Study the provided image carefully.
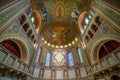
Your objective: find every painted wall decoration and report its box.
[102,26,108,33]
[0,0,29,28]
[13,25,19,33]
[54,3,65,20]
[38,2,48,22]
[52,50,66,66]
[26,7,32,16]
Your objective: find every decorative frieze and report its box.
[0,0,29,28]
[93,0,120,27]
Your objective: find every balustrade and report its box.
[0,45,31,75]
[90,47,120,75]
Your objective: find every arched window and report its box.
[31,10,42,33]
[33,39,37,48]
[78,9,95,34]
[78,48,83,63]
[18,14,26,25]
[67,52,74,67]
[91,24,98,33]
[88,30,93,38]
[95,16,103,26]
[83,9,95,31]
[85,35,89,42]
[31,16,35,27]
[45,52,51,67]
[84,15,92,28]
[31,35,35,41]
[23,23,29,32]
[85,18,89,24]
[27,29,32,37]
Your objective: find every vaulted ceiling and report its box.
[31,0,92,48]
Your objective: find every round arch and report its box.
[51,69,56,79]
[0,34,29,64]
[90,36,120,64]
[78,11,87,34]
[63,68,68,79]
[32,10,42,33]
[0,40,21,58]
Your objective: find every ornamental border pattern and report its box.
[0,0,29,28]
[93,0,120,27]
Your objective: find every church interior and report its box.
[0,0,120,80]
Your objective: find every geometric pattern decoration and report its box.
[54,51,65,64]
[52,50,66,66]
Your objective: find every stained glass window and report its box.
[45,52,51,67]
[78,48,83,63]
[85,18,89,24]
[68,52,74,67]
[83,9,94,33]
